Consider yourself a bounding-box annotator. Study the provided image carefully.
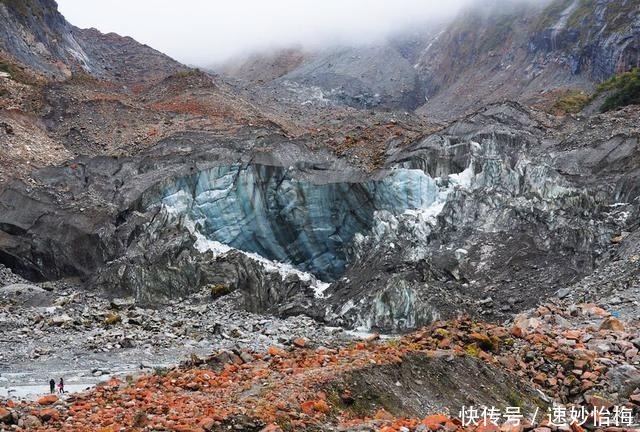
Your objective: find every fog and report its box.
[56,0,473,65]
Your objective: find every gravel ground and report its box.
[0,265,359,401]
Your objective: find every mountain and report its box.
[1,1,640,431]
[217,0,640,118]
[0,0,187,81]
[416,0,640,117]
[0,0,291,184]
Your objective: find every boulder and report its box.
[49,314,73,326]
[606,365,640,397]
[205,350,243,371]
[198,417,216,431]
[21,415,43,428]
[36,395,58,405]
[35,408,59,422]
[599,317,625,332]
[291,337,307,348]
[0,284,52,307]
[0,407,13,424]
[110,297,135,309]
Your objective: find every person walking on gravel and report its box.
[49,378,55,394]
[58,378,64,394]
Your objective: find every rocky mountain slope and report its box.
[0,0,187,81]
[0,1,639,431]
[218,0,640,119]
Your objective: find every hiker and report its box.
[58,378,64,394]
[49,378,55,394]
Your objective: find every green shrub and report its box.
[597,68,640,112]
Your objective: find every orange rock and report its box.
[374,408,394,420]
[439,338,451,349]
[469,332,491,344]
[476,423,500,432]
[198,417,216,431]
[580,304,607,317]
[36,395,58,406]
[313,400,330,414]
[422,414,450,430]
[533,372,547,385]
[570,423,585,432]
[292,337,307,348]
[267,346,287,357]
[421,414,453,431]
[511,325,523,338]
[500,420,523,432]
[35,408,59,422]
[300,401,315,415]
[0,407,12,424]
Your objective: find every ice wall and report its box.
[158,164,445,280]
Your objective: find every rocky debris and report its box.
[0,283,53,307]
[0,264,28,286]
[0,0,187,82]
[0,281,353,393]
[1,300,638,431]
[321,102,640,331]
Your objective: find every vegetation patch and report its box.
[566,0,597,28]
[553,90,590,114]
[171,68,205,79]
[210,283,233,299]
[597,68,640,112]
[533,0,573,31]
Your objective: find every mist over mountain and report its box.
[56,0,474,64]
[1,1,640,431]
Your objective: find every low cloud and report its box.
[57,0,473,65]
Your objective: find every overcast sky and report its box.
[56,0,471,65]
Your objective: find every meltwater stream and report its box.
[158,164,474,284]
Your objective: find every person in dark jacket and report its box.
[49,378,55,394]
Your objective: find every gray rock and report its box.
[20,415,42,429]
[0,284,52,307]
[606,365,640,397]
[49,314,73,326]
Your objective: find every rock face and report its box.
[278,44,427,110]
[219,0,640,117]
[416,0,640,118]
[0,102,638,330]
[0,0,186,81]
[320,103,639,331]
[0,0,639,336]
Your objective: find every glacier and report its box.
[157,163,472,282]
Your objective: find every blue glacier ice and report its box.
[158,164,445,280]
